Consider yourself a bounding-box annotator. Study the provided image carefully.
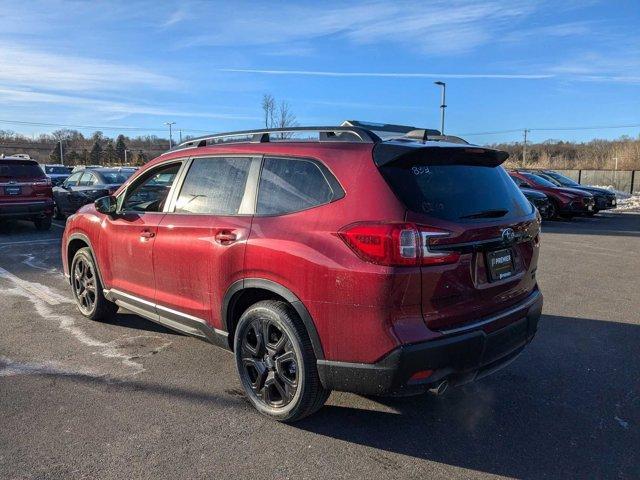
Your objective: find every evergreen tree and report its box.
[49,141,65,163]
[115,134,127,162]
[103,142,117,165]
[89,141,102,165]
[81,148,89,166]
[135,150,148,166]
[65,150,81,166]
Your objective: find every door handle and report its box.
[140,230,156,239]
[215,230,237,245]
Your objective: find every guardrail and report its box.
[552,169,639,194]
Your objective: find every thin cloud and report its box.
[180,1,535,55]
[0,43,180,92]
[0,87,260,120]
[220,68,554,79]
[161,8,189,28]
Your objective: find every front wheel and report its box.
[234,300,330,422]
[71,247,118,320]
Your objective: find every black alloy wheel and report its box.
[240,316,299,407]
[234,300,330,422]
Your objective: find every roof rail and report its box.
[171,126,382,152]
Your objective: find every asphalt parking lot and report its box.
[1,213,638,480]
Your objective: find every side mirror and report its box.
[95,195,117,215]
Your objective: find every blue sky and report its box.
[0,0,639,144]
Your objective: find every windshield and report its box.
[522,173,558,188]
[545,172,580,187]
[98,170,134,184]
[0,161,46,181]
[380,163,532,221]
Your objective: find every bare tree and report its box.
[262,94,276,128]
[276,100,297,129]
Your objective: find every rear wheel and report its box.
[544,200,558,220]
[34,217,52,231]
[71,247,118,321]
[234,300,330,422]
[54,202,65,220]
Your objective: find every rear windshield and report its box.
[380,163,532,221]
[45,166,71,174]
[0,161,46,181]
[97,170,134,184]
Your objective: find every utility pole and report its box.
[434,81,446,134]
[523,129,530,166]
[124,149,128,165]
[179,130,183,143]
[164,121,176,149]
[59,140,64,165]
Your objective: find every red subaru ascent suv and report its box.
[62,124,543,421]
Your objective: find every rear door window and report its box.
[380,163,532,221]
[0,161,46,181]
[78,172,97,186]
[256,157,341,215]
[64,172,82,187]
[174,157,253,215]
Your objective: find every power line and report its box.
[0,118,638,138]
[460,123,640,136]
[0,119,211,135]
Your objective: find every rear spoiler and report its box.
[373,142,509,168]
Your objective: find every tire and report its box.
[234,300,330,422]
[34,216,52,231]
[70,247,118,321]
[545,200,558,220]
[54,202,66,220]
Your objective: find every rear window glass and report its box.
[98,170,134,184]
[380,163,532,221]
[256,157,340,215]
[45,166,71,174]
[0,161,46,180]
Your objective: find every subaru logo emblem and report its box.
[501,228,516,244]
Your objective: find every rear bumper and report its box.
[317,289,543,395]
[0,199,54,219]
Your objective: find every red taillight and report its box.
[418,227,461,266]
[339,223,418,266]
[339,223,460,267]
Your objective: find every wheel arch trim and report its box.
[66,232,106,289]
[222,278,325,360]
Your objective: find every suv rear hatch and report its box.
[0,159,52,204]
[375,142,540,332]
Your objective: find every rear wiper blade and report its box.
[459,209,509,219]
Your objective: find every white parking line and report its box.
[0,266,68,305]
[52,221,66,229]
[0,238,60,247]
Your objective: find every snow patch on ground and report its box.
[593,185,640,211]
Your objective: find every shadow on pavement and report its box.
[101,310,183,336]
[297,314,640,479]
[542,212,640,237]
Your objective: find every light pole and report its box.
[59,140,64,165]
[164,121,176,148]
[434,81,446,134]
